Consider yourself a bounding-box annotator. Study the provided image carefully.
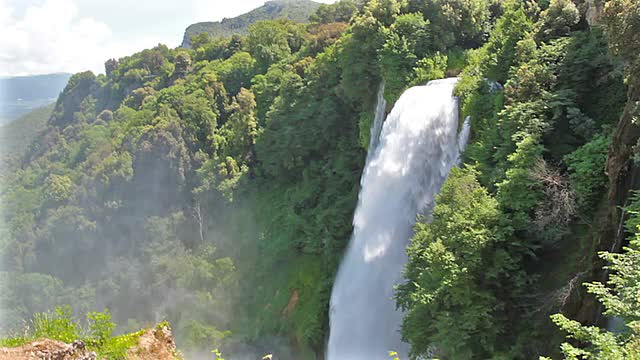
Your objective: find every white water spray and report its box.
[367,81,387,160]
[327,78,466,359]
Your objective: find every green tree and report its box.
[603,0,640,89]
[247,20,293,72]
[214,51,257,96]
[548,224,640,359]
[310,0,359,23]
[410,53,447,86]
[564,134,610,212]
[398,167,523,359]
[43,174,74,204]
[535,0,580,42]
[409,0,491,50]
[378,12,431,102]
[223,88,259,165]
[174,51,192,78]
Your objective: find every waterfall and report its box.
[327,78,465,359]
[456,116,471,162]
[367,81,387,159]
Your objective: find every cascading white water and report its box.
[367,81,387,160]
[327,78,466,360]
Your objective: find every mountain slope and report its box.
[0,73,70,124]
[181,0,321,48]
[0,104,53,170]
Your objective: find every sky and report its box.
[0,0,336,77]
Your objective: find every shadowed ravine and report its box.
[327,78,467,359]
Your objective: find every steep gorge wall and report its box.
[567,1,640,326]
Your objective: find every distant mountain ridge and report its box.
[0,73,70,124]
[181,0,321,48]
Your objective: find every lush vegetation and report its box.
[0,104,54,170]
[181,0,324,48]
[1,0,638,359]
[397,0,636,358]
[0,306,171,360]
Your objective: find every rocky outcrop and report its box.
[567,79,640,327]
[0,325,179,360]
[0,339,95,360]
[125,325,179,360]
[581,0,605,26]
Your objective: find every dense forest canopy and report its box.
[1,0,639,359]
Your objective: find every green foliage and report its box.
[496,133,545,232]
[212,348,226,360]
[3,0,633,358]
[213,52,257,96]
[426,2,628,357]
[484,3,534,83]
[310,0,359,24]
[97,330,145,360]
[0,307,150,360]
[32,306,81,343]
[564,134,611,212]
[247,20,299,72]
[549,202,640,359]
[44,174,73,203]
[603,0,640,92]
[182,0,321,47]
[358,111,374,149]
[398,167,524,359]
[535,0,580,42]
[0,104,53,170]
[86,309,116,346]
[222,88,259,164]
[410,53,447,86]
[408,0,491,50]
[378,12,432,102]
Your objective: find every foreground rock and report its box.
[0,326,179,360]
[125,325,179,360]
[0,339,95,360]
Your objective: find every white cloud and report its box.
[0,0,165,76]
[1,0,338,76]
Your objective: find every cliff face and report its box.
[125,325,179,360]
[580,0,605,26]
[570,84,640,326]
[605,84,640,226]
[181,0,321,48]
[567,0,640,326]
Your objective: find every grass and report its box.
[0,307,155,360]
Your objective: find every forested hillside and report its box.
[181,0,324,48]
[1,0,639,359]
[0,105,54,170]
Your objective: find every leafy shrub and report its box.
[32,306,81,344]
[86,309,116,346]
[410,53,447,86]
[397,167,524,359]
[564,134,611,212]
[0,307,148,360]
[547,206,640,359]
